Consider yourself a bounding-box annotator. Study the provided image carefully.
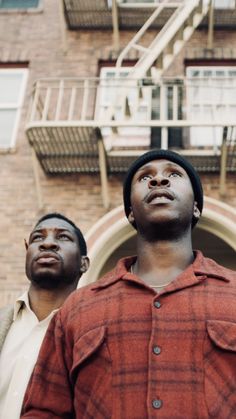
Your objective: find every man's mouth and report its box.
[146,189,175,204]
[35,252,60,265]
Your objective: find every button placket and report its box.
[150,297,164,412]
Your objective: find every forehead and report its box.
[32,218,76,235]
[135,159,188,175]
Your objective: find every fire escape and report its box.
[26,0,236,208]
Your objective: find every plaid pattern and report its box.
[22,251,236,418]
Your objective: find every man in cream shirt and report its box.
[0,212,89,419]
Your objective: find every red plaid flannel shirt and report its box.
[22,251,236,418]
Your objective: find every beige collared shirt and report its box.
[0,291,58,419]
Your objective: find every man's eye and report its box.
[31,235,43,242]
[169,172,182,178]
[58,234,71,241]
[139,174,152,182]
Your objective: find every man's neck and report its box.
[134,235,194,286]
[28,283,77,321]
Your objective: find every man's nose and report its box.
[39,236,59,251]
[148,175,170,188]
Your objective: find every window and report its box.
[0,0,39,9]
[186,66,236,148]
[214,0,235,9]
[0,68,28,149]
[95,67,151,150]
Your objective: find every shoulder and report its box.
[57,262,127,331]
[61,257,131,310]
[0,304,14,322]
[0,304,14,351]
[199,253,236,283]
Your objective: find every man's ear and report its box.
[128,208,135,225]
[193,202,200,220]
[24,239,28,250]
[80,256,90,274]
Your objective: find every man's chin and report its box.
[30,274,63,290]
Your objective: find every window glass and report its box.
[0,110,16,147]
[0,69,28,149]
[0,0,39,9]
[0,73,23,103]
[214,0,235,9]
[186,66,236,148]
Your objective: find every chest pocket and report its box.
[69,326,112,418]
[70,326,109,379]
[204,320,236,418]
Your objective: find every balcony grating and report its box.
[27,126,100,174]
[63,1,236,30]
[27,125,236,175]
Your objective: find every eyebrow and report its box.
[136,162,184,173]
[29,227,73,238]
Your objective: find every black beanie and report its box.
[123,149,203,228]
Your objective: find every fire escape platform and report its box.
[26,122,236,175]
[63,0,236,30]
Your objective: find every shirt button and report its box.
[13,391,19,397]
[153,345,161,355]
[152,399,162,409]
[154,301,161,308]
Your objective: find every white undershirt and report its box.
[0,292,57,419]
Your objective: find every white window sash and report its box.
[0,68,28,149]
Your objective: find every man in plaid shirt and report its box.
[22,150,236,418]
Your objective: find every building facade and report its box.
[0,0,235,306]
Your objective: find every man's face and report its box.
[25,218,84,290]
[129,159,199,233]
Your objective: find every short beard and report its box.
[29,267,80,290]
[137,217,191,242]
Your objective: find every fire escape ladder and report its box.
[116,0,210,81]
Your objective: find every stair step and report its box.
[163,54,173,70]
[151,67,162,82]
[133,44,149,53]
[173,39,184,55]
[193,13,203,27]
[183,26,194,41]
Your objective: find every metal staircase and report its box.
[116,0,210,80]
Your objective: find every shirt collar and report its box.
[13,291,31,321]
[13,291,59,321]
[91,250,233,292]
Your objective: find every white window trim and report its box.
[0,68,28,149]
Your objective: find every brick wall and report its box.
[0,1,235,306]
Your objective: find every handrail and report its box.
[132,0,203,71]
[27,76,236,127]
[116,0,180,68]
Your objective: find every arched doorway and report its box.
[79,197,236,287]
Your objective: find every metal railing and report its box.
[27,76,236,133]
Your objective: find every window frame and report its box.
[186,65,236,148]
[0,68,28,150]
[0,0,42,11]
